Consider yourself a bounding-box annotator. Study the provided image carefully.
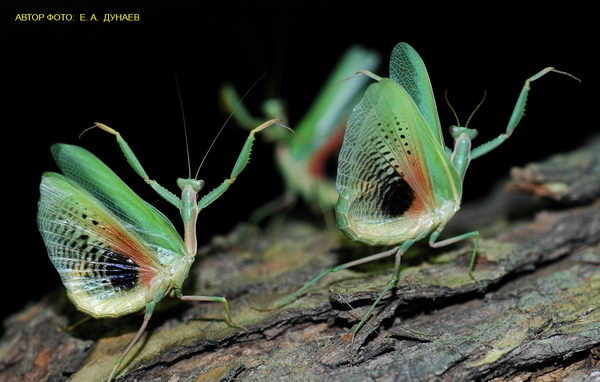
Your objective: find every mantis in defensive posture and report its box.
[274,42,579,336]
[38,119,287,380]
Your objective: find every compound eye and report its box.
[449,126,461,139]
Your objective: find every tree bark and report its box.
[1,137,599,382]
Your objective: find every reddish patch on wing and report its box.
[405,155,435,216]
[308,121,347,178]
[102,224,158,287]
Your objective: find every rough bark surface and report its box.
[509,135,600,205]
[1,138,599,382]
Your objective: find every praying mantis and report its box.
[220,45,380,222]
[37,119,288,380]
[37,42,580,381]
[271,42,580,337]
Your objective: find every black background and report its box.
[2,4,589,323]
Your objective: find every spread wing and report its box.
[38,145,185,318]
[336,79,459,245]
[389,42,444,145]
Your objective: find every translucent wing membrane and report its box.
[389,43,444,145]
[336,79,459,245]
[50,144,185,263]
[38,173,163,317]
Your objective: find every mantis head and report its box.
[450,126,478,141]
[177,178,205,193]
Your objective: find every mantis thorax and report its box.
[177,178,203,257]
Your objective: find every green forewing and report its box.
[389,43,444,145]
[50,144,185,262]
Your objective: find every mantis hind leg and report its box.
[272,233,421,338]
[352,236,419,336]
[177,293,247,331]
[428,228,480,279]
[271,246,402,310]
[352,227,478,337]
[57,315,91,332]
[107,302,155,381]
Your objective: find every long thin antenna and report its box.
[194,73,266,179]
[444,89,461,126]
[175,76,192,178]
[465,90,487,127]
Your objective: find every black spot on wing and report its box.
[358,140,415,220]
[380,173,414,218]
[69,233,141,294]
[102,250,140,291]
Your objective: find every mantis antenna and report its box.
[175,76,192,179]
[443,89,487,128]
[465,90,487,127]
[444,89,461,126]
[194,73,267,179]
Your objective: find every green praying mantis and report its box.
[270,42,580,336]
[220,45,380,222]
[37,119,288,380]
[37,42,579,381]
